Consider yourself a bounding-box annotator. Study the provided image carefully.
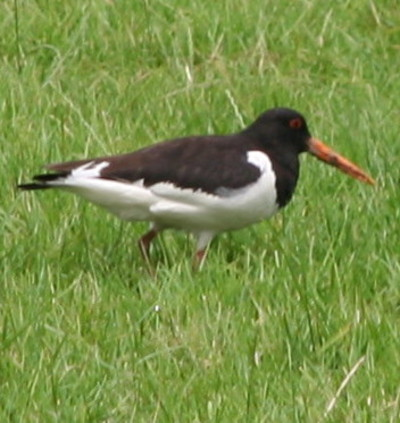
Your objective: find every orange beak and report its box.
[308,138,375,185]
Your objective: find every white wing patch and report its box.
[70,161,110,178]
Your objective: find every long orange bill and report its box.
[308,137,375,185]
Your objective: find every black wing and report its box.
[20,135,263,194]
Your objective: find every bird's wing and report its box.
[45,135,263,195]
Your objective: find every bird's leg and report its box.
[193,248,208,270]
[193,231,215,270]
[138,227,159,262]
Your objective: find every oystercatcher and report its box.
[18,108,375,266]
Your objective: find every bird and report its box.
[18,107,375,267]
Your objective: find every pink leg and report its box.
[193,248,208,269]
[138,228,159,261]
[193,231,214,270]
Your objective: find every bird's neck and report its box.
[266,149,300,209]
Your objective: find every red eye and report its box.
[289,118,303,129]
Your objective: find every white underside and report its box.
[47,152,279,249]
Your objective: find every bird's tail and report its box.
[18,172,68,190]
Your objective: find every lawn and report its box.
[1,0,400,421]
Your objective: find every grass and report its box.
[1,0,400,421]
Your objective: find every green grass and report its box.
[1,0,400,421]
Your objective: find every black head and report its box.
[243,108,312,154]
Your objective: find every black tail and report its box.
[18,183,52,190]
[18,172,69,191]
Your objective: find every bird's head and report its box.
[246,107,375,185]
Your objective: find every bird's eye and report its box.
[289,118,303,129]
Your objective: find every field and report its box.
[1,0,400,421]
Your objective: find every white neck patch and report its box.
[246,150,270,172]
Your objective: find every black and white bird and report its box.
[18,107,374,265]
